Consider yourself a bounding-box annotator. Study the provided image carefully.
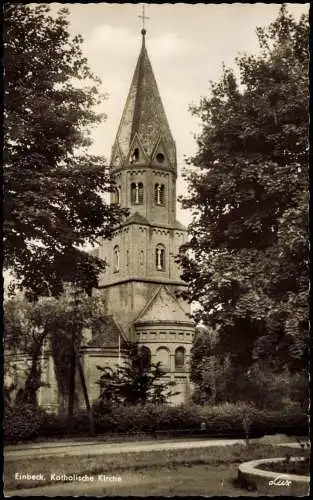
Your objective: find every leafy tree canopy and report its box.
[190,327,308,409]
[179,6,308,373]
[4,4,127,299]
[4,287,107,410]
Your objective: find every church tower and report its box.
[95,28,195,403]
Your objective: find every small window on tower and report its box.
[131,148,139,163]
[115,186,120,204]
[155,244,165,271]
[156,153,164,163]
[140,250,144,265]
[138,182,144,204]
[131,182,144,205]
[154,184,165,205]
[113,245,120,272]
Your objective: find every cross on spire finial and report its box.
[138,4,149,35]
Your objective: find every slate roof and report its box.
[135,286,194,326]
[111,32,176,168]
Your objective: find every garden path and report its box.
[5,437,246,460]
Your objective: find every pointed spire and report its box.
[141,28,146,48]
[111,29,176,172]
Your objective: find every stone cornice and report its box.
[97,277,187,289]
[112,163,177,177]
[119,220,187,232]
[136,320,194,327]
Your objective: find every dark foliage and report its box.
[97,342,178,406]
[178,6,308,379]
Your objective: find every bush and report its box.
[3,403,47,444]
[197,402,257,436]
[99,403,202,433]
[192,362,309,411]
[94,402,307,438]
[40,410,92,438]
[94,403,182,434]
[3,402,308,443]
[250,406,309,437]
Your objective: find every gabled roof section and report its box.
[121,211,150,227]
[88,316,127,348]
[111,31,176,170]
[135,286,194,325]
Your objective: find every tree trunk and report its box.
[75,348,95,436]
[23,350,41,408]
[68,342,76,416]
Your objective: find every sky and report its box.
[55,2,309,227]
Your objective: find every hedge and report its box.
[3,404,47,444]
[3,402,309,444]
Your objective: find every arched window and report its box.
[114,186,121,204]
[156,346,170,371]
[139,346,151,372]
[140,250,144,265]
[175,346,186,370]
[154,183,165,205]
[130,147,139,163]
[131,182,144,205]
[113,245,120,272]
[156,244,165,271]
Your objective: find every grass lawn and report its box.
[5,464,259,496]
[92,464,259,497]
[4,443,304,496]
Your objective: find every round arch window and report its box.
[175,346,186,370]
[131,182,144,205]
[156,346,170,371]
[156,244,165,270]
[154,184,165,205]
[113,245,120,272]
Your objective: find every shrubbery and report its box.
[3,401,308,444]
[40,411,91,438]
[3,403,47,444]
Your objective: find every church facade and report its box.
[81,28,195,405]
[36,29,195,411]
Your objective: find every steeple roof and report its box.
[111,31,176,170]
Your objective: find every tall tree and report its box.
[4,4,127,298]
[190,327,231,404]
[190,326,308,408]
[179,6,308,373]
[4,293,59,407]
[4,288,107,413]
